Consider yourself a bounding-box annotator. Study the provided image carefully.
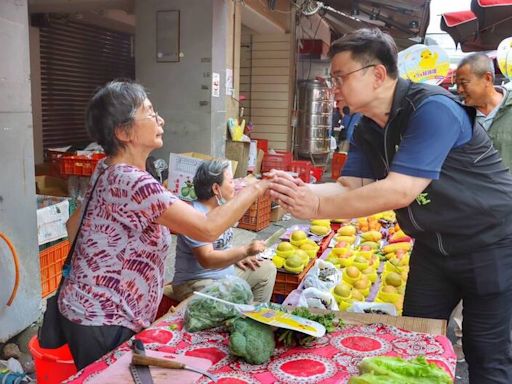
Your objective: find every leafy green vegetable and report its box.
[184,277,253,332]
[228,317,275,364]
[349,356,452,384]
[276,307,343,347]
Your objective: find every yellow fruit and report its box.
[277,241,294,252]
[291,230,307,242]
[310,219,331,227]
[360,230,382,242]
[351,289,365,301]
[383,242,412,254]
[294,250,309,265]
[300,242,317,251]
[359,241,379,250]
[335,235,356,244]
[353,279,370,290]
[362,267,374,275]
[334,284,352,298]
[353,256,367,264]
[382,285,398,294]
[338,225,356,236]
[385,272,402,287]
[346,266,360,278]
[310,225,330,236]
[284,255,304,274]
[272,256,285,268]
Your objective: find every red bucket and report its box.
[29,336,77,384]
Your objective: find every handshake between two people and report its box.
[261,169,321,220]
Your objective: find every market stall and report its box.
[59,214,456,384]
[63,302,455,384]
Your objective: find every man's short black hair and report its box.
[329,28,398,79]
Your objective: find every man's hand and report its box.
[267,170,320,219]
[246,240,266,256]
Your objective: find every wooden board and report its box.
[89,350,212,384]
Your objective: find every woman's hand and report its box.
[246,240,266,256]
[236,255,262,271]
[267,170,320,219]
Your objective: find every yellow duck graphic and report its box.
[419,48,439,69]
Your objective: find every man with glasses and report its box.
[270,28,512,383]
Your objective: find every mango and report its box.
[334,283,352,298]
[351,289,365,301]
[338,225,356,236]
[360,230,382,242]
[346,266,360,278]
[284,255,304,274]
[310,219,331,228]
[359,241,380,250]
[385,272,402,287]
[335,235,356,244]
[290,230,307,242]
[383,242,412,254]
[310,225,330,236]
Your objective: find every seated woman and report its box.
[169,159,277,303]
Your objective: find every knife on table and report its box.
[132,354,218,383]
[130,339,154,384]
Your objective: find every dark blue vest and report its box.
[353,78,512,255]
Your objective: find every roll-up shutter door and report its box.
[38,17,134,150]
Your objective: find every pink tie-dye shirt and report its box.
[58,159,177,332]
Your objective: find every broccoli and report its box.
[228,317,275,364]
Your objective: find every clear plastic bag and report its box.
[184,276,253,332]
[303,259,341,291]
[297,287,339,311]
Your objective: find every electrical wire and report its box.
[0,232,20,306]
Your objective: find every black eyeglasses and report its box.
[325,64,376,88]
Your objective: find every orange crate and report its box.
[331,152,347,179]
[272,258,315,297]
[289,160,312,183]
[39,239,70,297]
[59,153,105,176]
[261,151,292,173]
[238,193,271,231]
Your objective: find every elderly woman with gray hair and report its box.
[56,80,270,370]
[169,159,277,303]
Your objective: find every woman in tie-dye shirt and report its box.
[57,80,270,370]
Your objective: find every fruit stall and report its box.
[61,212,457,384]
[270,212,413,316]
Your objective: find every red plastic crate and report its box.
[272,258,315,298]
[289,160,312,183]
[261,151,292,173]
[39,239,70,297]
[256,139,268,153]
[331,152,347,179]
[59,153,106,176]
[238,193,272,231]
[311,166,324,182]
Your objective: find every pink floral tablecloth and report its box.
[65,309,456,384]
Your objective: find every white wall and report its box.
[135,0,230,159]
[0,0,42,342]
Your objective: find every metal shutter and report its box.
[38,16,134,150]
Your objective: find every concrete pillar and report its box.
[0,0,42,342]
[136,0,240,160]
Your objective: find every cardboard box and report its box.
[271,204,286,222]
[37,195,70,246]
[35,175,68,197]
[225,140,250,178]
[168,152,237,201]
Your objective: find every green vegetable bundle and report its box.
[349,356,453,384]
[228,317,275,364]
[184,276,253,332]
